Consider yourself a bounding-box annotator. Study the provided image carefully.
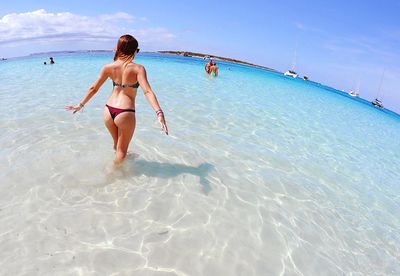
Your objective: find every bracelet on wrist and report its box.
[79,103,84,108]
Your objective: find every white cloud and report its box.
[324,34,400,62]
[294,22,324,34]
[294,22,305,30]
[0,9,175,45]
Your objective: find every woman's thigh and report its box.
[114,112,136,151]
[103,107,118,141]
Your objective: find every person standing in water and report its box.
[209,62,218,76]
[205,59,213,74]
[50,57,55,64]
[65,34,168,164]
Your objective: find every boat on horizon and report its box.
[348,79,360,97]
[284,39,299,78]
[284,70,298,78]
[372,98,384,108]
[348,90,359,97]
[372,70,385,109]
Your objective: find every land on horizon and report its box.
[16,50,279,73]
[158,51,278,72]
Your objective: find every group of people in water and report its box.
[44,57,55,65]
[205,59,218,76]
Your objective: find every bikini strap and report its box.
[112,80,139,88]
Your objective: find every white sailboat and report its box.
[284,41,298,78]
[284,70,298,78]
[372,70,385,109]
[348,79,360,97]
[349,90,359,97]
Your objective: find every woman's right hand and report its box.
[158,113,168,135]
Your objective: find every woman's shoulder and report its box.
[128,63,145,73]
[102,62,114,71]
[102,62,124,73]
[129,62,144,69]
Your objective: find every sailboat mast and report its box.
[356,79,361,93]
[291,37,298,71]
[291,48,297,71]
[376,69,385,99]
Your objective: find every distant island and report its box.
[25,50,277,72]
[158,51,278,72]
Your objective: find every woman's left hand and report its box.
[65,104,83,114]
[158,113,168,135]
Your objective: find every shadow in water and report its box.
[119,159,214,194]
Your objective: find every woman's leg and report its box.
[114,112,136,164]
[103,107,118,150]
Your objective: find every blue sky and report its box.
[1,0,399,112]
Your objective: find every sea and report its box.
[0,52,399,275]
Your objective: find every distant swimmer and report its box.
[50,57,55,64]
[44,62,47,65]
[65,34,168,165]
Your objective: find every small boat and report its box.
[372,98,384,108]
[348,90,359,97]
[349,79,360,97]
[285,40,299,78]
[371,70,385,109]
[284,70,298,78]
[303,76,309,81]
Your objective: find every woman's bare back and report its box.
[106,61,142,108]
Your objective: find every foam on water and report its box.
[0,52,399,275]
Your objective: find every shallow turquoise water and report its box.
[0,52,399,275]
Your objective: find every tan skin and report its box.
[210,64,218,76]
[205,60,218,76]
[65,50,168,165]
[205,60,213,74]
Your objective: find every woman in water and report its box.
[204,59,213,74]
[209,62,218,77]
[65,34,168,164]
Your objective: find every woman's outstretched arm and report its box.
[65,66,110,113]
[137,65,168,135]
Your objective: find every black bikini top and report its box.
[112,81,139,88]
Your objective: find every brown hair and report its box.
[113,34,139,61]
